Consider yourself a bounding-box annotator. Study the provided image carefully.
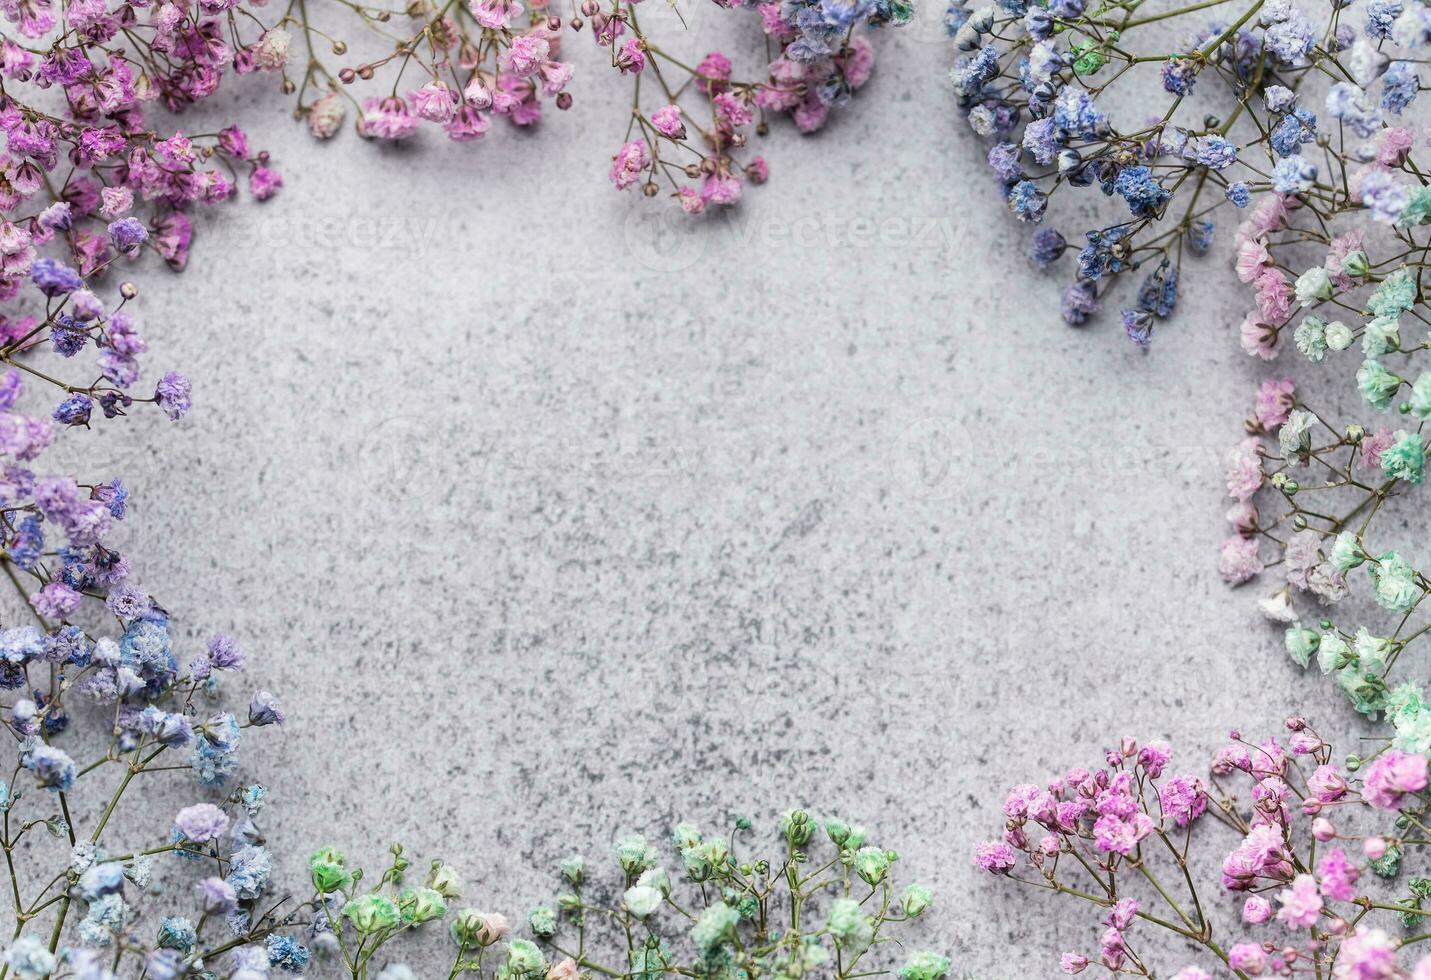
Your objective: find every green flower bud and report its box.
[902,883,933,917]
[623,885,663,919]
[671,823,702,850]
[853,846,890,886]
[615,834,655,875]
[781,809,814,847]
[558,855,584,885]
[429,862,463,899]
[557,892,581,912]
[343,894,401,935]
[506,938,546,976]
[398,886,447,925]
[824,818,851,846]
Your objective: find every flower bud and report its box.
[1312,817,1336,841]
[901,883,933,917]
[1341,250,1369,278]
[450,909,508,948]
[342,894,400,935]
[398,886,447,925]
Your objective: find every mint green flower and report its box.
[1331,532,1367,573]
[615,834,656,875]
[1356,628,1395,674]
[1295,315,1328,362]
[902,883,934,917]
[1395,709,1431,754]
[398,887,447,925]
[1369,552,1419,612]
[1382,431,1426,484]
[1284,624,1319,668]
[827,898,874,951]
[1342,250,1371,277]
[1362,314,1401,356]
[1296,266,1333,306]
[309,847,350,894]
[671,823,702,850]
[343,894,401,935]
[429,863,463,899]
[1410,373,1431,419]
[1317,631,1351,674]
[691,902,739,953]
[1369,268,1418,316]
[899,951,952,980]
[623,885,663,919]
[1386,682,1426,722]
[1358,360,1403,411]
[1326,320,1355,350]
[527,905,557,937]
[506,938,546,976]
[1338,665,1389,718]
[853,846,891,885]
[636,866,670,895]
[559,855,585,885]
[1399,187,1431,227]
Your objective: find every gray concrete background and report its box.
[7,10,1411,976]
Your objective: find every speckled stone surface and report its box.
[3,12,1406,976]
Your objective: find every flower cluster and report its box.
[526,811,947,980]
[977,725,1431,978]
[276,0,909,211]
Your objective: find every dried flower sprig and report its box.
[276,0,910,211]
[976,724,1431,979]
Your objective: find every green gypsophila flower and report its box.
[343,894,401,935]
[623,885,663,919]
[1382,431,1427,485]
[1285,624,1319,668]
[506,939,546,976]
[691,901,739,953]
[1295,315,1328,362]
[899,951,952,980]
[1358,360,1403,411]
[827,898,874,951]
[1331,532,1368,573]
[1369,552,1419,612]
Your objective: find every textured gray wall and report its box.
[9,11,1396,976]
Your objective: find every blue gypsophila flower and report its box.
[107,217,148,254]
[1383,61,1420,112]
[267,934,312,973]
[1366,0,1403,35]
[50,315,87,357]
[1021,117,1058,165]
[1029,228,1067,267]
[1362,170,1411,223]
[191,712,242,786]
[1161,57,1197,95]
[1227,181,1251,207]
[1392,1,1431,45]
[1122,309,1154,346]
[157,916,197,954]
[1052,89,1106,138]
[1137,264,1179,317]
[22,741,75,791]
[1269,107,1317,157]
[950,47,998,98]
[1112,166,1170,216]
[30,257,82,297]
[1271,155,1317,194]
[1190,135,1237,169]
[1007,180,1047,222]
[1187,220,1215,255]
[988,142,1023,185]
[1023,5,1053,38]
[1264,84,1297,112]
[1061,281,1099,325]
[52,393,92,427]
[1264,5,1318,64]
[1326,81,1384,137]
[226,844,272,900]
[1049,0,1085,15]
[1076,226,1130,280]
[7,516,42,571]
[943,2,969,33]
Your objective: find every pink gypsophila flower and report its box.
[1316,848,1358,901]
[1220,535,1261,585]
[1255,378,1296,429]
[609,140,649,191]
[1363,749,1428,810]
[1275,873,1322,928]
